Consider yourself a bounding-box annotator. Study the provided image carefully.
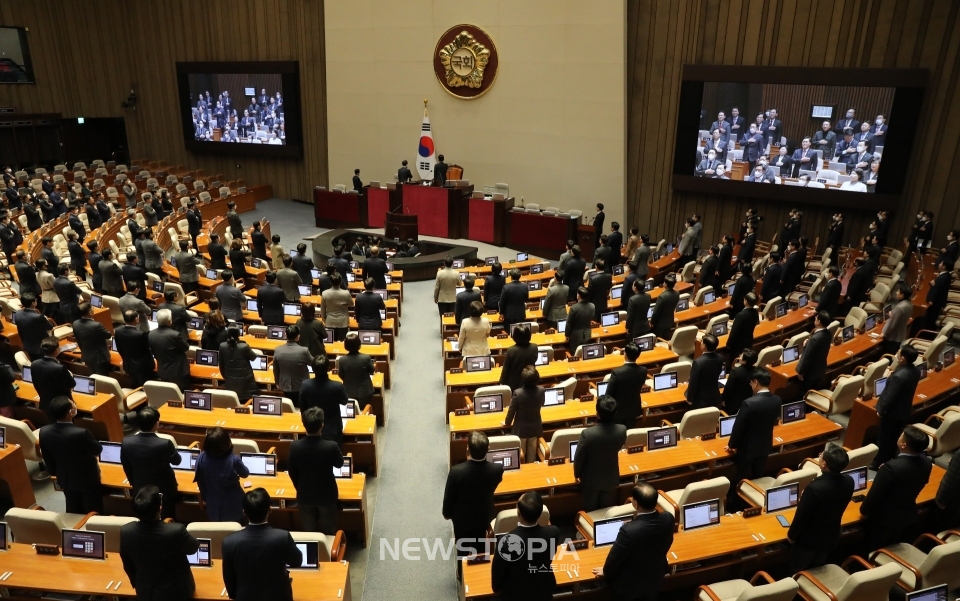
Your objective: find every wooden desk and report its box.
[157,404,378,476]
[0,542,351,600]
[715,307,816,354]
[0,443,37,508]
[506,210,578,260]
[15,380,123,442]
[460,258,541,275]
[314,188,367,229]
[99,464,370,546]
[648,250,683,281]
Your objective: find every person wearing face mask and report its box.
[871,114,888,144]
[740,123,764,170]
[935,230,959,269]
[853,141,873,171]
[791,137,818,177]
[696,149,721,177]
[855,121,875,153]
[837,108,859,134]
[747,163,774,183]
[812,120,837,161]
[826,213,845,252]
[706,129,727,162]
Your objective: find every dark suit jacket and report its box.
[15,260,40,296]
[31,356,75,414]
[398,166,412,182]
[687,351,724,408]
[100,259,124,295]
[73,317,111,372]
[588,272,613,319]
[208,242,228,269]
[355,290,386,330]
[650,289,679,338]
[927,271,952,312]
[827,221,845,250]
[361,256,388,288]
[291,254,314,286]
[626,292,651,338]
[505,385,545,438]
[699,255,720,291]
[729,273,755,318]
[115,325,155,382]
[257,283,286,325]
[159,302,189,340]
[728,391,780,461]
[741,132,764,161]
[54,275,82,315]
[721,364,754,414]
[148,326,189,387]
[68,215,86,239]
[877,363,921,421]
[491,523,560,601]
[772,154,793,177]
[499,281,530,322]
[574,422,627,491]
[38,421,102,494]
[288,435,343,504]
[818,279,842,319]
[718,243,734,282]
[845,265,872,308]
[727,307,759,361]
[861,453,932,544]
[797,329,832,387]
[780,251,804,297]
[222,524,302,601]
[336,351,375,406]
[562,257,587,301]
[936,241,959,268]
[936,454,960,513]
[760,263,783,302]
[120,519,199,601]
[121,431,180,497]
[298,376,349,444]
[607,231,623,255]
[442,459,504,538]
[455,289,482,325]
[788,471,854,552]
[608,362,647,425]
[499,343,539,392]
[566,300,595,352]
[483,273,506,310]
[737,234,756,266]
[602,511,675,598]
[14,309,52,357]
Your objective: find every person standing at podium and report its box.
[593,203,605,245]
[434,154,448,185]
[398,160,413,183]
[352,169,363,192]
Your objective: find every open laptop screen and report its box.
[283,302,302,316]
[596,381,609,397]
[653,371,678,392]
[21,365,32,383]
[610,285,622,300]
[535,349,549,366]
[703,290,716,304]
[187,538,212,566]
[775,303,788,318]
[781,400,805,424]
[99,441,122,464]
[543,387,565,407]
[864,314,876,331]
[593,516,630,547]
[842,466,869,492]
[73,375,96,395]
[240,452,277,476]
[89,293,103,309]
[711,322,728,336]
[765,482,799,513]
[905,584,948,601]
[556,319,567,334]
[359,330,381,345]
[267,326,287,340]
[62,529,105,560]
[682,499,720,531]
[250,355,268,371]
[473,394,503,414]
[246,299,258,312]
[188,316,204,330]
[647,426,678,450]
[633,334,656,351]
[841,325,855,342]
[486,447,520,470]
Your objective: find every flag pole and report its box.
[424,98,428,116]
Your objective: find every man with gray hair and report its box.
[126,208,143,240]
[148,308,190,390]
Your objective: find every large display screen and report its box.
[176,62,302,158]
[673,66,927,209]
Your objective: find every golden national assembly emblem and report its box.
[434,25,499,99]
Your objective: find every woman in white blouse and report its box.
[840,169,867,192]
[458,300,491,357]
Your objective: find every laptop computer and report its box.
[473,393,503,414]
[719,415,736,437]
[781,400,806,424]
[240,452,277,476]
[797,294,808,308]
[516,252,529,262]
[173,448,200,471]
[644,279,655,292]
[711,322,728,336]
[610,285,622,300]
[374,289,389,300]
[324,330,335,344]
[62,529,105,560]
[765,482,799,513]
[359,330,381,345]
[89,293,103,309]
[384,274,393,285]
[452,259,465,269]
[653,371,678,392]
[99,441,122,464]
[288,541,320,570]
[486,447,520,470]
[246,299,259,312]
[682,499,721,531]
[249,356,268,371]
[842,466,869,492]
[252,396,283,416]
[703,290,716,304]
[593,516,630,547]
[346,272,356,283]
[196,350,219,366]
[633,334,656,351]
[283,303,302,317]
[206,269,218,280]
[581,343,605,360]
[535,349,550,366]
[727,283,736,297]
[267,325,287,340]
[333,456,353,478]
[151,280,164,293]
[612,264,625,276]
[465,355,493,372]
[184,391,213,411]
[600,312,620,327]
[543,387,565,407]
[905,584,948,601]
[883,304,893,321]
[187,538,212,567]
[596,381,608,397]
[874,376,887,398]
[73,375,96,395]
[310,268,321,280]
[530,263,544,275]
[647,426,678,450]
[782,345,800,364]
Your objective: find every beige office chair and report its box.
[920,336,949,369]
[625,427,656,448]
[91,374,147,418]
[186,522,243,559]
[537,346,554,362]
[801,444,879,476]
[556,376,578,400]
[868,539,960,593]
[694,286,714,306]
[697,572,799,601]
[667,325,699,360]
[102,295,124,325]
[803,374,864,415]
[845,307,868,330]
[202,389,241,409]
[231,439,261,455]
[469,385,511,412]
[761,297,783,321]
[784,331,810,350]
[5,508,95,546]
[736,467,818,509]
[656,477,729,526]
[853,358,890,399]
[0,416,47,479]
[680,261,698,283]
[913,407,960,456]
[576,503,635,541]
[164,281,199,308]
[538,428,585,461]
[756,345,783,368]
[247,325,268,337]
[671,407,723,439]
[290,531,347,562]
[706,314,729,335]
[14,351,31,370]
[793,560,901,601]
[658,360,692,383]
[487,435,522,453]
[904,324,954,355]
[144,381,184,408]
[83,516,137,553]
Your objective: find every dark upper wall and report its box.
[628,0,960,253]
[0,0,327,201]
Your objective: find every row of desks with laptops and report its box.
[0,527,352,600]
[459,464,947,600]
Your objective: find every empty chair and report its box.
[667,325,698,360]
[5,508,93,545]
[736,467,818,509]
[0,416,45,475]
[868,538,960,593]
[659,360,692,383]
[784,331,810,350]
[144,381,184,408]
[845,306,868,330]
[219,186,231,199]
[680,261,697,283]
[673,407,723,438]
[705,314,729,335]
[803,374,864,415]
[525,203,540,211]
[199,191,212,203]
[696,572,798,601]
[290,531,346,562]
[176,183,188,195]
[186,522,243,559]
[816,169,841,182]
[905,324,954,355]
[656,477,730,524]
[202,388,241,409]
[793,560,901,601]
[761,297,783,320]
[694,286,714,306]
[921,336,948,369]
[146,177,159,191]
[913,407,960,456]
[193,180,206,191]
[83,516,137,553]
[539,428,585,460]
[576,503,634,541]
[856,358,890,398]
[91,374,148,418]
[231,439,261,454]
[755,345,783,368]
[490,505,550,534]
[487,434,522,453]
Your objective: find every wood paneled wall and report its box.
[628,0,960,256]
[0,0,327,201]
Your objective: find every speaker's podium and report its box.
[398,182,473,238]
[385,211,418,241]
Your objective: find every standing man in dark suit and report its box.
[687,333,724,408]
[353,278,385,331]
[843,258,871,314]
[562,246,587,301]
[14,250,40,297]
[791,137,818,176]
[709,111,730,144]
[483,262,506,311]
[574,396,628,511]
[698,245,721,292]
[159,290,190,340]
[812,121,838,164]
[607,222,624,259]
[499,268,529,332]
[121,407,181,518]
[772,146,793,178]
[625,279,651,338]
[728,107,746,140]
[115,310,155,387]
[184,201,202,250]
[760,108,782,147]
[935,230,959,269]
[854,121,875,153]
[443,431,504,571]
[818,266,843,320]
[491,491,559,601]
[397,160,413,182]
[39,396,103,513]
[120,486,199,601]
[725,368,780,508]
[298,356,349,448]
[40,236,59,272]
[728,270,755,319]
[541,272,569,328]
[207,233,229,270]
[826,213,845,253]
[291,243,314,286]
[288,407,344,533]
[587,259,613,321]
[837,109,859,136]
[727,293,760,365]
[73,301,112,375]
[926,261,953,329]
[737,224,757,272]
[860,426,932,548]
[760,252,784,303]
[650,275,679,340]
[797,311,833,396]
[718,235,735,283]
[741,124,764,170]
[593,482,675,601]
[31,337,76,416]
[566,287,595,354]
[257,272,286,326]
[722,350,758,414]
[434,154,448,185]
[608,342,647,427]
[362,246,388,288]
[351,169,363,192]
[455,275,482,326]
[67,204,86,241]
[787,445,855,571]
[99,249,124,297]
[12,293,52,360]
[148,309,190,391]
[54,263,83,323]
[873,345,922,467]
[779,241,804,298]
[174,241,200,294]
[633,234,651,278]
[222,489,302,601]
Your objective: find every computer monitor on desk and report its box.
[765,482,799,513]
[173,449,200,471]
[647,426,678,451]
[465,355,493,372]
[594,516,630,547]
[556,319,567,334]
[535,350,549,366]
[580,343,605,360]
[601,312,619,327]
[473,393,503,414]
[240,452,277,476]
[842,467,869,492]
[782,345,799,364]
[99,441,122,464]
[187,539,212,567]
[196,350,219,366]
[781,400,805,424]
[252,396,283,416]
[906,584,948,601]
[486,447,520,470]
[184,391,213,411]
[633,334,656,351]
[682,499,720,531]
[62,529,105,560]
[543,387,566,407]
[333,456,353,479]
[874,377,887,398]
[711,322,728,336]
[703,290,716,304]
[596,381,608,397]
[719,415,736,437]
[610,285,622,301]
[653,371,678,392]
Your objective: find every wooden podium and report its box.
[385,211,418,241]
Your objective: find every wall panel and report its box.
[628,0,960,255]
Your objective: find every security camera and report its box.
[121,89,137,109]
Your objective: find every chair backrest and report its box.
[90,374,126,414]
[661,360,692,383]
[491,506,550,534]
[736,577,799,601]
[625,427,654,448]
[202,388,241,409]
[677,477,730,525]
[785,332,810,349]
[144,381,184,408]
[290,531,337,562]
[845,307,868,330]
[756,345,783,368]
[868,282,890,304]
[548,428,585,457]
[817,169,841,182]
[845,444,878,471]
[475,385,511,407]
[931,411,960,456]
[807,277,825,303]
[860,359,889,398]
[537,346,554,363]
[918,539,960,590]
[923,336,948,369]
[5,508,66,545]
[774,467,818,493]
[219,186,231,198]
[230,438,261,454]
[487,434,522,452]
[186,522,243,559]
[0,416,40,461]
[669,326,699,358]
[103,294,124,324]
[761,297,783,320]
[557,376,577,400]
[678,407,722,438]
[706,314,728,334]
[199,191,212,203]
[83,516,137,552]
[827,320,841,339]
[14,351,30,370]
[680,261,697,283]
[829,375,865,414]
[834,562,900,601]
[694,286,714,306]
